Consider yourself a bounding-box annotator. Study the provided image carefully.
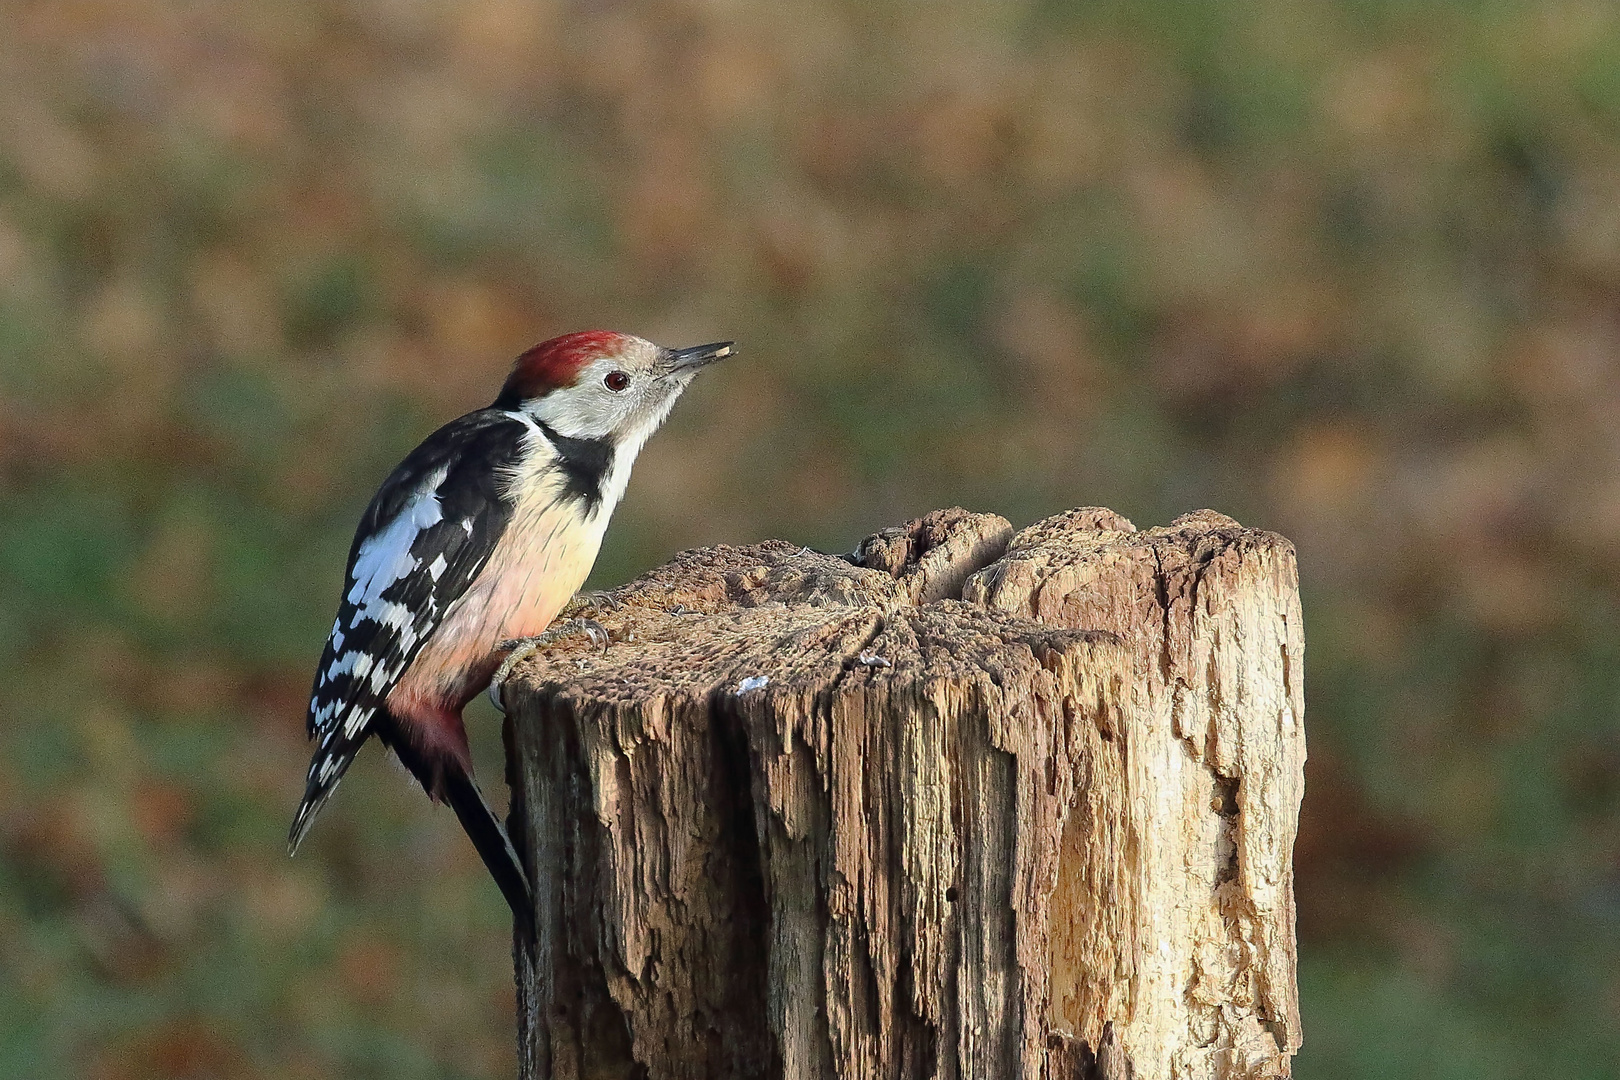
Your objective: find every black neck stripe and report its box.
[533,419,613,515]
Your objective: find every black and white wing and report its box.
[289,408,529,852]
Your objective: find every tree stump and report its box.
[501,507,1305,1080]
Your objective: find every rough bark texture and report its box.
[503,507,1305,1080]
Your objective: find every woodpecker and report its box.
[289,330,733,921]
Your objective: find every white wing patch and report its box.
[308,466,453,747]
[345,467,447,624]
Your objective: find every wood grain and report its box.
[503,507,1304,1079]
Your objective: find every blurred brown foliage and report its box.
[4,1,1620,1077]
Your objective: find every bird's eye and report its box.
[604,371,630,392]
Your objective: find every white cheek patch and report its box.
[589,382,686,514]
[528,351,656,440]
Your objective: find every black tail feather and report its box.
[441,768,535,927]
[296,718,533,926]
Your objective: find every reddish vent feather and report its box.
[499,330,630,404]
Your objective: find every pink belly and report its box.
[387,502,602,719]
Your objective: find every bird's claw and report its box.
[561,590,622,619]
[487,618,612,712]
[576,618,611,650]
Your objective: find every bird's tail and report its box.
[291,713,533,926]
[440,768,535,927]
[288,747,359,856]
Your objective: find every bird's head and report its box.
[494,331,733,451]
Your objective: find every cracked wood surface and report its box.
[502,507,1304,1080]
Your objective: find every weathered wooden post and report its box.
[501,507,1305,1079]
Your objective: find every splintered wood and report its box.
[502,507,1305,1080]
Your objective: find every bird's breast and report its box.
[389,486,610,712]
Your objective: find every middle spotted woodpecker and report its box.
[289,331,733,922]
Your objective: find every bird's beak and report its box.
[665,341,735,373]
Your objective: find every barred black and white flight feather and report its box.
[288,409,529,852]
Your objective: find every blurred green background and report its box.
[3,0,1619,1076]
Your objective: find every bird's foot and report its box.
[559,590,622,620]
[487,619,611,712]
